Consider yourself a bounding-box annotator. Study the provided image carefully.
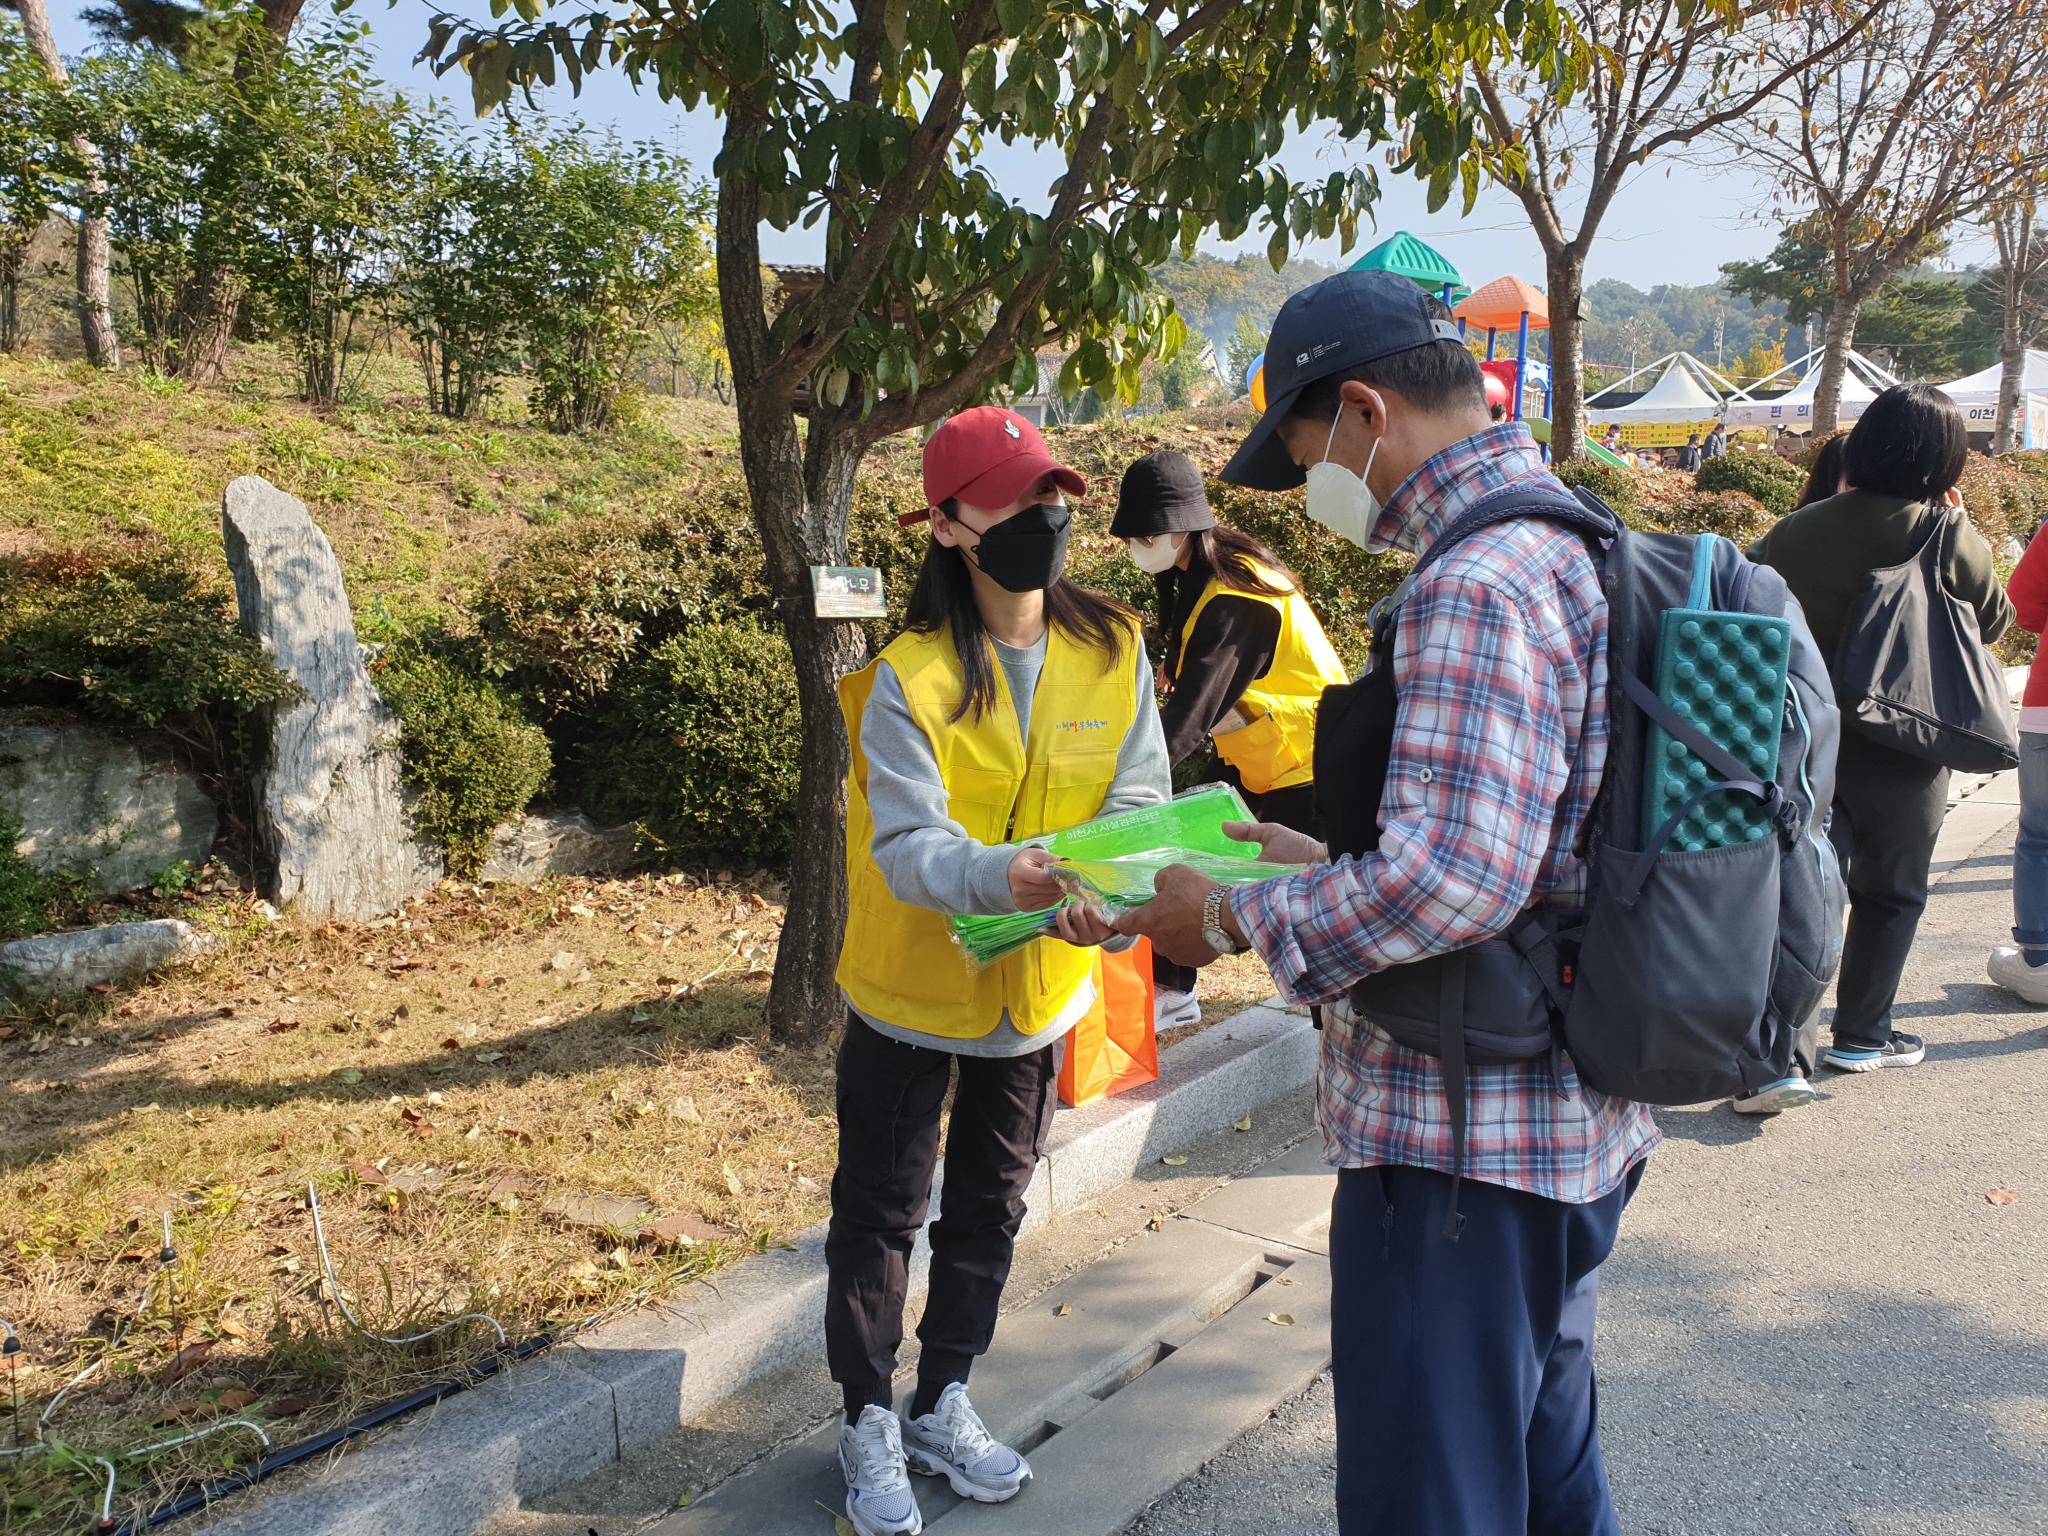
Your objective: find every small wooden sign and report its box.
[811,565,885,619]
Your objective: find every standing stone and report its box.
[221,476,442,920]
[481,809,641,883]
[0,715,217,894]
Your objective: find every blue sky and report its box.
[49,0,1970,291]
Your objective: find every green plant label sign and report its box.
[812,566,885,619]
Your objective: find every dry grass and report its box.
[0,868,833,1533]
[0,871,1260,1532]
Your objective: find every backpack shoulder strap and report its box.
[1371,483,1619,636]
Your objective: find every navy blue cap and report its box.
[1222,270,1465,491]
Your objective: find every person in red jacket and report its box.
[1990,521,2048,1004]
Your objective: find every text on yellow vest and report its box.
[838,619,1140,1040]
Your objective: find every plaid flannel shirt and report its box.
[1231,423,1660,1204]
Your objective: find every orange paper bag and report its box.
[1058,938,1161,1108]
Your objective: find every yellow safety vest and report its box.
[1175,562,1349,795]
[837,619,1140,1041]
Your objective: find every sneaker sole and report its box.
[905,1448,1029,1504]
[1987,961,2048,1007]
[1731,1084,1817,1114]
[843,1493,923,1536]
[1823,1047,1926,1073]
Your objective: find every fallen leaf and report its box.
[1265,1313,1295,1327]
[1988,1187,2022,1206]
[267,1018,300,1034]
[425,1091,445,1107]
[349,1162,388,1185]
[1054,1304,1072,1318]
[722,1162,744,1197]
[0,1025,15,1041]
[151,1399,208,1426]
[549,951,578,973]
[1233,1116,1253,1133]
[667,1096,703,1124]
[1146,1215,1164,1231]
[476,1050,506,1064]
[439,1036,462,1051]
[266,1394,317,1418]
[216,1312,256,1342]
[606,1245,633,1271]
[160,1340,214,1383]
[1161,1155,1188,1167]
[335,1068,363,1085]
[213,1389,259,1412]
[498,1126,534,1146]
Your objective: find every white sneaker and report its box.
[1988,945,2048,1006]
[1154,989,1201,1031]
[838,1405,923,1536]
[901,1383,1031,1504]
[1730,1074,1817,1115]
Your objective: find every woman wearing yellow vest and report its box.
[1110,450,1349,1019]
[829,407,1169,1536]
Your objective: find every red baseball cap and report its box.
[906,407,1086,527]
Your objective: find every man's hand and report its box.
[1051,902,1117,947]
[1008,846,1063,912]
[1224,819,1327,867]
[1113,864,1226,967]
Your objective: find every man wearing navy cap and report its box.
[1118,271,1658,1534]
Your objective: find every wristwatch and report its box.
[1201,885,1242,956]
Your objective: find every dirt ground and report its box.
[0,866,1273,1533]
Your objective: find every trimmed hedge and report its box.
[0,548,298,731]
[1694,451,1806,517]
[372,640,554,878]
[1662,490,1776,547]
[1553,456,1649,527]
[584,621,803,866]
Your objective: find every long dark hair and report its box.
[1157,524,1296,676]
[1797,434,1849,510]
[905,501,1135,723]
[1843,383,1970,503]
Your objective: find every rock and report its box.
[0,716,217,895]
[481,809,640,884]
[221,477,442,920]
[0,918,220,998]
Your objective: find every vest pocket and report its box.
[1212,709,1305,795]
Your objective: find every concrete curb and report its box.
[191,1004,1318,1536]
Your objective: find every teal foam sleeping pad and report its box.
[1643,608,1791,851]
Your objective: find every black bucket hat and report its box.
[1110,450,1215,538]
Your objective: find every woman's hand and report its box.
[1052,902,1118,947]
[1941,485,1966,512]
[1008,846,1064,912]
[1224,819,1328,866]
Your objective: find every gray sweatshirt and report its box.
[850,632,1172,1057]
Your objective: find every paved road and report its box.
[1127,823,2048,1536]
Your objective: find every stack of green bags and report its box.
[948,784,1305,970]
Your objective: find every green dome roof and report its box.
[1348,231,1468,299]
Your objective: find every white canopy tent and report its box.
[1723,349,1898,432]
[1585,352,1735,424]
[1934,350,2048,444]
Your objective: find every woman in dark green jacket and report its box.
[1748,385,2014,1091]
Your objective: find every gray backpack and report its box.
[1331,491,1847,1235]
[1830,507,2019,773]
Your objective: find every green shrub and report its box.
[1553,456,1649,525]
[581,621,802,866]
[1694,450,1806,517]
[1661,490,1776,547]
[372,640,554,878]
[1955,456,2017,552]
[0,548,299,731]
[0,805,91,942]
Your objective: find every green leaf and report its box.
[882,0,909,58]
[1267,226,1288,270]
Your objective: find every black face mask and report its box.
[964,502,1071,593]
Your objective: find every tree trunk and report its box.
[733,387,870,1045]
[1997,271,2026,454]
[1811,292,1864,438]
[1994,215,2033,454]
[13,0,120,368]
[1546,249,1587,461]
[170,0,307,384]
